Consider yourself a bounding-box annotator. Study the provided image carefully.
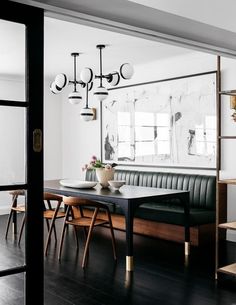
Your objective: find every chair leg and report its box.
[5,194,18,239]
[58,207,70,261]
[5,209,14,239]
[44,218,57,256]
[18,214,26,244]
[82,208,99,268]
[107,210,117,260]
[71,207,79,248]
[73,226,79,248]
[58,222,67,261]
[53,223,57,241]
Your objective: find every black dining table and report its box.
[44,180,190,271]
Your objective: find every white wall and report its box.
[44,77,62,179]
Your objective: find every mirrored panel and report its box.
[0,20,25,102]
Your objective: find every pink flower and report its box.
[82,164,89,171]
[91,155,97,161]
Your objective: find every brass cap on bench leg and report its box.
[126,256,134,271]
[185,242,190,256]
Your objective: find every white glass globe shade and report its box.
[80,68,94,84]
[68,91,82,105]
[120,63,134,80]
[55,73,68,89]
[108,72,120,86]
[94,86,108,101]
[50,81,61,94]
[80,107,94,121]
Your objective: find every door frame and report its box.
[0,2,44,304]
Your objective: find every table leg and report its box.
[124,206,134,272]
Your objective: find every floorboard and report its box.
[0,214,235,305]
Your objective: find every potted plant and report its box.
[83,156,117,188]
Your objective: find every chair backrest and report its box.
[9,190,25,196]
[62,196,107,210]
[44,192,62,202]
[62,196,92,207]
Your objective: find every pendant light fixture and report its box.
[80,44,134,102]
[50,45,134,121]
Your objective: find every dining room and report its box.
[1,1,236,304]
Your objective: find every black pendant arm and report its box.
[71,52,80,92]
[73,54,77,92]
[99,47,103,87]
[85,84,89,108]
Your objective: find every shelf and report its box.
[219,90,236,96]
[218,263,236,275]
[219,222,236,230]
[218,179,236,185]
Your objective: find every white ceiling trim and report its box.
[11,0,236,58]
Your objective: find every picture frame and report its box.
[101,71,217,169]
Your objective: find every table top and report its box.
[44,179,189,204]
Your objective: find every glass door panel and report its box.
[0,107,26,185]
[0,20,25,102]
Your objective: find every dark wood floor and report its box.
[0,214,236,305]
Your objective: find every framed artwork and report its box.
[101,71,217,169]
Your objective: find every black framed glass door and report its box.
[0,2,44,304]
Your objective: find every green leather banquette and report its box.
[85,169,216,227]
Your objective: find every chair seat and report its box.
[66,216,108,227]
[44,210,65,219]
[11,205,25,212]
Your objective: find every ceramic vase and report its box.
[96,168,114,188]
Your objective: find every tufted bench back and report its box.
[85,169,216,210]
[138,172,216,210]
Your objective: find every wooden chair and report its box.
[43,193,65,255]
[58,196,117,268]
[5,190,26,240]
[5,191,65,254]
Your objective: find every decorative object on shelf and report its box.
[83,155,117,188]
[80,44,134,102]
[230,96,236,122]
[49,45,134,120]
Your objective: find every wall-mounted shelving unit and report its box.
[216,56,236,279]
